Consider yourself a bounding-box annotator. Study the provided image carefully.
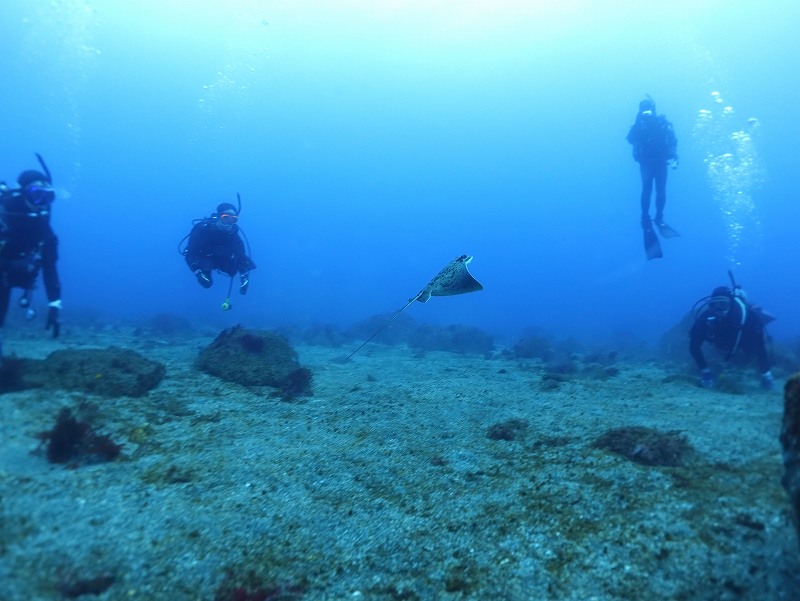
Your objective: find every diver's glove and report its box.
[700,368,715,389]
[195,269,212,289]
[45,299,61,338]
[239,273,249,295]
[760,370,774,391]
[670,156,680,170]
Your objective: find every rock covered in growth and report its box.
[197,326,312,395]
[301,323,348,348]
[511,334,553,361]
[592,426,693,467]
[25,347,165,397]
[781,373,800,548]
[344,313,419,346]
[486,418,529,441]
[409,324,494,357]
[139,312,195,337]
[0,358,35,394]
[658,310,696,364]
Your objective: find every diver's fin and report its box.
[654,220,680,238]
[644,226,663,260]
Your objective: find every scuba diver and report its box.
[0,153,63,363]
[181,196,255,306]
[626,95,679,260]
[689,273,774,390]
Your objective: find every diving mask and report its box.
[219,212,239,226]
[24,183,55,206]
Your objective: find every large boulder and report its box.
[658,310,695,364]
[1,347,165,397]
[409,324,494,357]
[197,326,312,398]
[344,313,419,346]
[781,373,800,549]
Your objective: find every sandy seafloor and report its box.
[0,321,799,601]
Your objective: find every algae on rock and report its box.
[197,326,312,398]
[780,372,800,549]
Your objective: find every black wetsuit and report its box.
[184,218,255,279]
[689,294,770,373]
[626,113,677,225]
[0,191,61,327]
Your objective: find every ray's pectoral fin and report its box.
[345,254,484,360]
[415,254,484,303]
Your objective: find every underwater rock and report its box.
[511,335,553,361]
[214,577,307,601]
[658,310,696,364]
[592,426,693,467]
[272,367,313,401]
[57,573,116,598]
[47,347,165,397]
[781,373,800,549]
[301,323,347,348]
[344,313,419,346]
[197,326,312,395]
[11,347,165,397]
[486,418,528,441]
[0,358,39,394]
[409,324,494,357]
[137,312,195,337]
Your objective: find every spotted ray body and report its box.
[345,255,484,360]
[413,254,483,303]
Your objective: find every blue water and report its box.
[2,0,798,346]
